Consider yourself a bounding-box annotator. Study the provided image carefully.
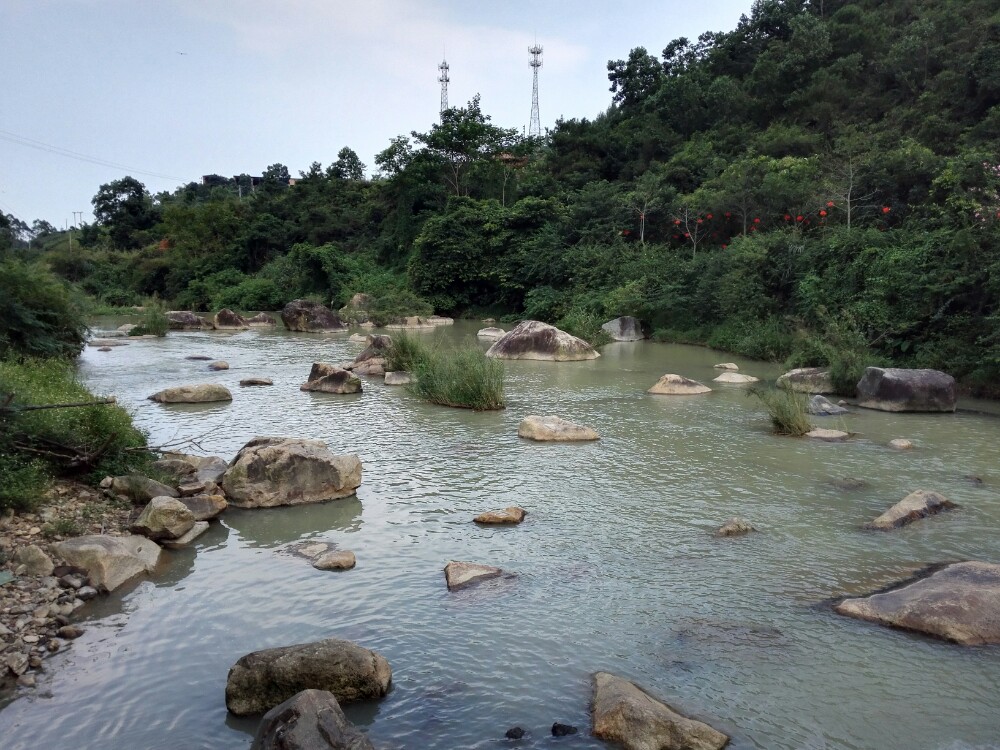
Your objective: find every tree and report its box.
[331,147,366,181]
[622,167,673,244]
[91,176,157,249]
[607,47,663,108]
[412,95,519,197]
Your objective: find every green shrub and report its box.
[785,310,876,395]
[129,299,169,337]
[0,358,154,489]
[410,346,506,410]
[706,318,794,361]
[0,258,89,359]
[749,386,812,436]
[555,307,612,348]
[0,453,49,513]
[385,332,430,373]
[212,277,285,311]
[367,288,434,327]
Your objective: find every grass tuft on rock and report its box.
[129,299,169,337]
[385,331,429,373]
[749,385,812,436]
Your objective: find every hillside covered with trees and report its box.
[4,0,1000,394]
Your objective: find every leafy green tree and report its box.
[330,147,366,181]
[91,176,157,249]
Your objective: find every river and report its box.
[1,319,998,749]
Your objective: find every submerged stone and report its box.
[444,561,503,590]
[864,490,957,531]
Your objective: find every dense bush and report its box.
[411,346,506,410]
[748,386,812,437]
[129,299,169,336]
[0,258,89,359]
[0,358,155,509]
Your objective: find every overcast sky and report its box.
[2,0,751,226]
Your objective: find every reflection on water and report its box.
[1,320,999,749]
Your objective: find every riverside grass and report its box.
[388,333,505,410]
[749,385,812,437]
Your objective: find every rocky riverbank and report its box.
[0,481,137,696]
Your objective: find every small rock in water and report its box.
[17,673,36,688]
[864,490,957,531]
[551,723,578,737]
[444,561,503,591]
[98,346,112,352]
[57,625,84,639]
[239,377,273,386]
[964,475,984,485]
[713,363,739,370]
[805,428,849,442]
[185,355,212,360]
[888,438,914,450]
[208,360,229,371]
[505,727,526,739]
[312,550,357,571]
[474,507,527,525]
[715,517,756,537]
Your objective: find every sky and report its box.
[1,0,752,227]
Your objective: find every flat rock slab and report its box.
[88,338,128,347]
[835,561,1000,645]
[162,521,210,549]
[176,494,228,521]
[592,671,729,750]
[806,428,849,441]
[486,320,599,361]
[518,415,599,442]
[648,374,711,395]
[312,551,356,571]
[384,371,412,386]
[713,363,738,370]
[240,378,274,387]
[148,384,233,403]
[53,535,162,592]
[226,638,392,715]
[865,490,957,530]
[856,366,956,412]
[444,561,503,590]
[712,372,758,384]
[476,327,506,340]
[474,507,527,524]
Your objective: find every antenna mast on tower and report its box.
[529,43,543,137]
[438,57,450,117]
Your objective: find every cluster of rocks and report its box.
[167,309,276,331]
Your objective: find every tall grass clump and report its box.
[748,386,812,436]
[0,358,155,508]
[410,346,505,410]
[129,298,169,337]
[385,331,431,373]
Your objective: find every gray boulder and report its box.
[222,437,362,508]
[300,364,362,394]
[486,320,599,361]
[148,384,233,404]
[444,561,503,590]
[162,521,210,549]
[864,490,957,531]
[776,367,834,394]
[14,545,54,576]
[518,415,599,442]
[808,395,848,416]
[601,316,644,341]
[162,453,229,484]
[835,561,1000,645]
[856,367,956,412]
[246,313,277,327]
[281,300,347,333]
[53,535,161,591]
[176,494,228,520]
[225,638,392,715]
[167,311,213,330]
[591,671,729,750]
[131,497,196,540]
[111,474,179,502]
[251,689,375,750]
[214,309,250,330]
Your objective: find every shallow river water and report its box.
[1,320,999,749]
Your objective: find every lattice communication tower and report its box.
[438,58,450,117]
[529,44,543,137]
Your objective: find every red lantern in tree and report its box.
[706,213,713,220]
[796,215,804,222]
[882,206,891,214]
[674,219,681,225]
[753,217,761,224]
[696,218,703,224]
[819,210,827,217]
[684,232,691,238]
[826,201,834,207]
[724,212,731,218]
[722,243,728,249]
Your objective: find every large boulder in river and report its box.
[712,372,759,385]
[281,299,347,333]
[775,367,834,394]
[486,320,599,361]
[53,535,162,592]
[225,638,392,715]
[251,689,375,750]
[214,308,250,330]
[591,671,729,750]
[856,367,956,412]
[808,395,848,416]
[246,313,276,327]
[647,374,711,395]
[222,437,362,508]
[148,384,233,404]
[601,316,644,341]
[300,363,362,394]
[167,310,213,330]
[161,453,229,484]
[131,497,196,540]
[518,415,599,442]
[354,334,392,363]
[834,561,1000,645]
[864,490,957,531]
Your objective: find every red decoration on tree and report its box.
[826,201,834,207]
[753,217,761,224]
[696,218,703,224]
[674,219,681,225]
[796,215,804,222]
[721,244,728,249]
[724,212,731,218]
[882,206,891,214]
[819,210,827,217]
[784,214,791,221]
[706,213,713,220]
[684,232,691,238]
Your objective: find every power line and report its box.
[0,128,184,182]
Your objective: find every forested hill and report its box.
[5,0,1000,393]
